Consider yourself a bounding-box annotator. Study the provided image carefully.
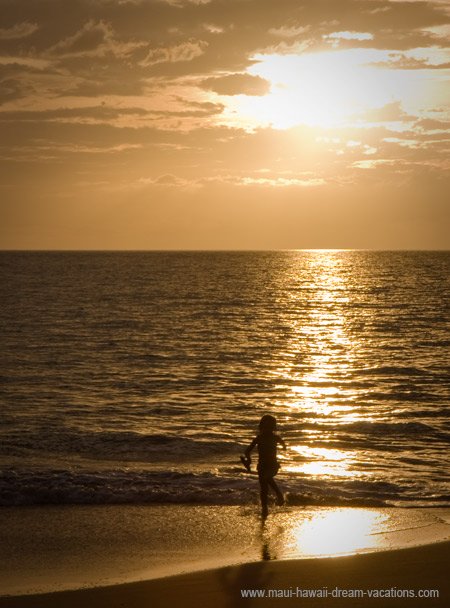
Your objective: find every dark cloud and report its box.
[0,105,149,122]
[0,101,224,128]
[0,60,53,103]
[1,1,448,59]
[200,73,271,95]
[0,78,26,103]
[0,21,39,40]
[48,20,113,56]
[64,77,145,97]
[139,39,208,66]
[0,0,447,103]
[0,0,449,249]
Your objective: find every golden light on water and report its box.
[259,508,450,562]
[286,508,388,557]
[285,446,360,478]
[259,508,393,561]
[274,251,357,410]
[273,251,372,481]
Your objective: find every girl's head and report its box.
[259,414,277,434]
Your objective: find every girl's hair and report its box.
[259,414,277,433]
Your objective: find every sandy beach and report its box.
[0,539,449,608]
[0,505,449,607]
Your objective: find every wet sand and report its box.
[0,505,449,607]
[0,540,449,608]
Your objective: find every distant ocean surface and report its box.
[1,251,449,508]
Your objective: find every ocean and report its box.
[0,251,449,508]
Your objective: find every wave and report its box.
[1,467,449,508]
[337,420,439,436]
[2,417,447,471]
[297,420,449,447]
[360,366,430,377]
[0,429,239,462]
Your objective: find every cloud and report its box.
[370,52,450,70]
[416,118,450,132]
[165,0,212,5]
[325,31,374,41]
[135,173,197,189]
[0,79,25,104]
[0,56,50,69]
[0,59,52,104]
[353,101,414,123]
[0,22,39,40]
[136,171,325,189]
[236,176,326,187]
[0,105,150,123]
[0,101,225,130]
[268,25,310,38]
[0,0,449,250]
[48,19,145,58]
[49,20,112,55]
[352,159,389,169]
[200,73,270,96]
[139,39,208,66]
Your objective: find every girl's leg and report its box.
[268,478,284,506]
[259,477,269,518]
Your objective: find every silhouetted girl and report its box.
[242,414,286,518]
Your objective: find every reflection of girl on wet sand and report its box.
[241,414,286,518]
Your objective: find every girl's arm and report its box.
[244,436,258,457]
[277,435,287,450]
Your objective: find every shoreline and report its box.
[1,504,449,600]
[1,505,449,595]
[0,539,449,607]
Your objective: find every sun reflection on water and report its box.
[260,508,389,560]
[272,251,372,482]
[285,445,360,478]
[287,508,388,557]
[273,252,357,406]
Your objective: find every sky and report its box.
[0,0,449,250]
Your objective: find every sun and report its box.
[222,48,427,130]
[249,50,372,128]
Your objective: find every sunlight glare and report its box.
[228,49,435,129]
[287,445,359,478]
[287,509,388,556]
